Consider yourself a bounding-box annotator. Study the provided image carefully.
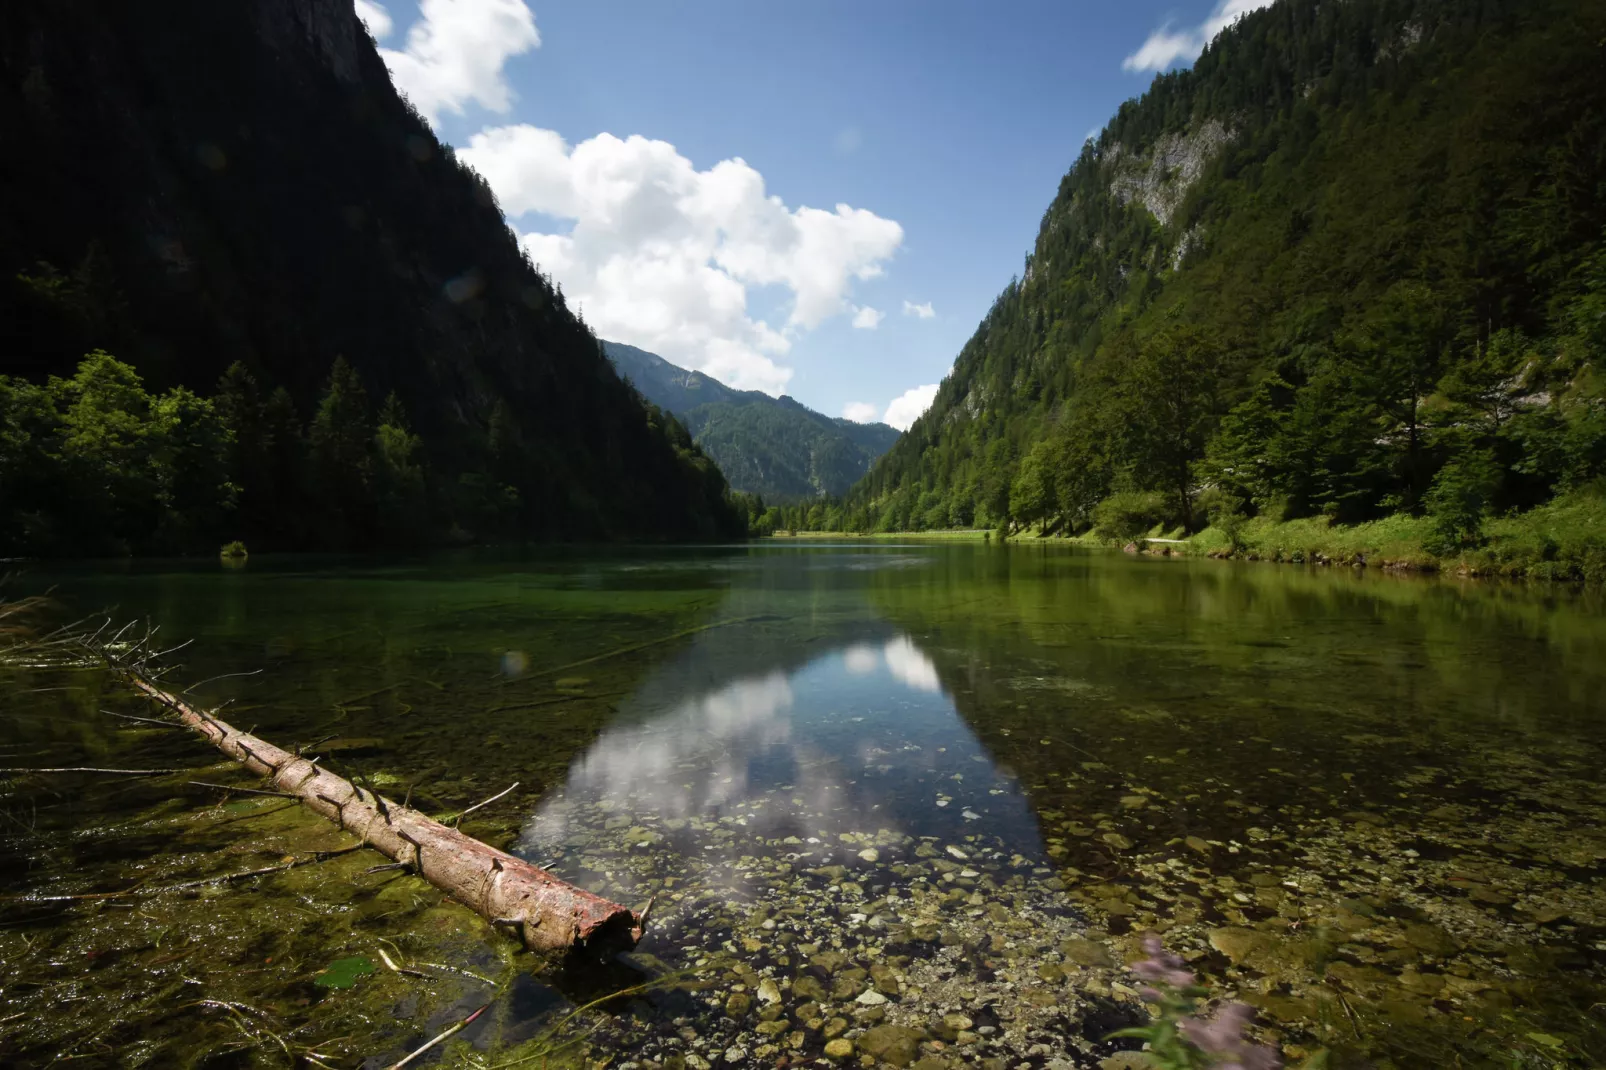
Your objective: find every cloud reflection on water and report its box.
[881,636,942,693]
[518,631,1046,896]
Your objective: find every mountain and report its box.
[605,341,900,501]
[838,0,1606,542]
[0,0,742,554]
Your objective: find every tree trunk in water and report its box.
[128,677,641,954]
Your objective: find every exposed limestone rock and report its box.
[1108,120,1234,227]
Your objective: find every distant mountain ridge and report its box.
[605,341,900,501]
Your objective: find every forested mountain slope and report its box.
[841,0,1606,547]
[0,0,742,554]
[606,342,900,501]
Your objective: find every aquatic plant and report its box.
[0,586,57,662]
[220,539,248,558]
[0,594,47,644]
[1113,934,1324,1070]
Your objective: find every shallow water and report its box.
[2,544,1604,1068]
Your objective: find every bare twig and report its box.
[452,782,519,826]
[0,766,191,777]
[487,696,580,714]
[376,947,428,979]
[1,845,364,903]
[487,975,694,1069]
[416,961,497,986]
[181,668,263,694]
[336,682,402,707]
[296,733,337,756]
[147,638,195,661]
[383,1003,490,1070]
[364,862,410,875]
[187,781,299,799]
[101,709,183,730]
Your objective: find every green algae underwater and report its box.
[2,543,1605,1069]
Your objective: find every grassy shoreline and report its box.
[768,491,1606,582]
[1170,491,1606,581]
[767,529,993,541]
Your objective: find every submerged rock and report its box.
[858,1024,926,1067]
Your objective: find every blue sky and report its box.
[355,0,1258,427]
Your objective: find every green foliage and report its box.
[153,385,235,549]
[0,349,752,556]
[1199,488,1249,551]
[1423,453,1500,553]
[1183,482,1606,579]
[0,352,236,553]
[313,956,375,990]
[1123,323,1226,530]
[373,392,427,541]
[1093,491,1171,543]
[839,0,1606,546]
[308,356,374,545]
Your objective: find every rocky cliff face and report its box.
[1107,119,1233,228]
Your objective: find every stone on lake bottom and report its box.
[858,1024,926,1067]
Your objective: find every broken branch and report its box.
[453,781,519,826]
[384,1003,490,1070]
[102,665,639,953]
[0,766,191,777]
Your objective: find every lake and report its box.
[2,543,1604,1069]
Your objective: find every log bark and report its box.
[127,677,641,954]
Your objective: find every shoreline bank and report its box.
[767,494,1606,583]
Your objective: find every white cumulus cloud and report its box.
[1123,0,1272,72]
[882,383,939,431]
[852,306,884,330]
[378,0,540,124]
[460,124,904,394]
[902,300,935,319]
[841,402,879,424]
[355,0,393,39]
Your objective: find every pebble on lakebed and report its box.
[499,734,1606,1069]
[1027,752,1606,1065]
[516,797,1152,1068]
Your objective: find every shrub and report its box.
[1093,491,1171,542]
[1423,453,1499,554]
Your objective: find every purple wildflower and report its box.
[1129,933,1195,988]
[1179,1002,1281,1070]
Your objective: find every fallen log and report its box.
[121,675,641,954]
